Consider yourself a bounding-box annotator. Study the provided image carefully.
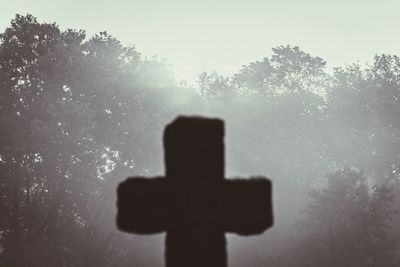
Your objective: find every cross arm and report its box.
[218,177,273,235]
[116,177,170,234]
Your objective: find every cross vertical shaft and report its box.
[164,117,226,267]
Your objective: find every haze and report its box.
[1,0,400,83]
[1,3,400,267]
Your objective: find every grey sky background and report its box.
[1,0,399,83]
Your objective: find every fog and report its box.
[2,0,400,83]
[0,14,399,266]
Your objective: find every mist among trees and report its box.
[0,14,399,266]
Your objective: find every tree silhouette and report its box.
[0,14,177,266]
[293,167,398,267]
[1,13,399,267]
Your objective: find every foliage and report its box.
[0,14,399,267]
[232,45,329,97]
[292,168,398,266]
[0,14,175,266]
[198,71,232,99]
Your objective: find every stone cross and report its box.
[117,116,273,267]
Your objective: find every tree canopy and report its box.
[0,14,399,266]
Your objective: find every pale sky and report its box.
[1,0,400,83]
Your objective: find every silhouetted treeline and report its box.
[0,14,399,266]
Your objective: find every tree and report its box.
[325,55,400,178]
[1,13,400,267]
[198,71,233,99]
[232,45,329,97]
[0,14,178,266]
[293,167,398,266]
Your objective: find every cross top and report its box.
[164,117,224,182]
[117,116,273,267]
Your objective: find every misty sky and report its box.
[1,0,400,83]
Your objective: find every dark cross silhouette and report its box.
[117,116,273,267]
